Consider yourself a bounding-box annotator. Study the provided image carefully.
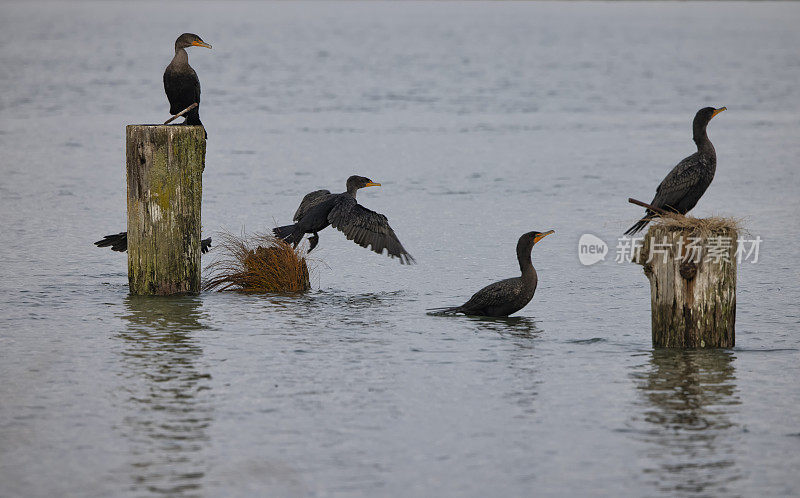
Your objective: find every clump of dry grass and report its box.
[653,213,745,237]
[203,231,310,293]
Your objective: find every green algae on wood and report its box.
[126,125,205,295]
[634,222,737,348]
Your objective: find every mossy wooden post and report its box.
[635,223,737,348]
[126,125,205,295]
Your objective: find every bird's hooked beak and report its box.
[364,182,381,188]
[533,230,555,244]
[711,107,726,119]
[192,40,212,49]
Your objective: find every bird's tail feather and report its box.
[273,224,302,246]
[95,232,128,252]
[426,306,463,316]
[624,213,656,236]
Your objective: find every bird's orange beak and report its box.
[365,182,381,187]
[711,107,726,118]
[533,230,554,244]
[192,40,212,49]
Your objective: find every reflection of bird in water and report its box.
[429,230,553,317]
[625,107,726,235]
[94,232,211,254]
[164,33,211,130]
[274,176,415,264]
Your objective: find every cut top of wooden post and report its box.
[126,125,206,295]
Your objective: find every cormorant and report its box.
[273,176,415,264]
[625,106,726,235]
[428,230,553,317]
[164,33,211,129]
[94,232,211,254]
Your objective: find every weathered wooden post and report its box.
[126,124,205,295]
[634,221,737,348]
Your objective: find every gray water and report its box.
[1,1,800,496]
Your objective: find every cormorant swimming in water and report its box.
[428,230,553,317]
[164,33,211,130]
[94,232,211,254]
[273,176,415,264]
[625,106,726,235]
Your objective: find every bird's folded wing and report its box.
[462,280,511,309]
[653,155,702,208]
[327,201,415,264]
[164,69,202,114]
[293,189,331,222]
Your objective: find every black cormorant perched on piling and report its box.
[94,232,212,254]
[164,33,211,128]
[625,106,726,235]
[428,230,554,317]
[273,176,415,264]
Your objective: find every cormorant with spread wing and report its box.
[429,230,553,317]
[94,233,211,254]
[273,176,415,264]
[625,106,726,235]
[164,33,211,129]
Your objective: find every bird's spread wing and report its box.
[327,200,415,264]
[652,153,704,211]
[293,189,331,222]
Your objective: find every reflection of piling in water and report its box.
[117,296,211,494]
[631,350,740,495]
[635,218,738,348]
[126,125,205,295]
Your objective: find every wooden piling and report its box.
[126,125,205,295]
[634,221,737,348]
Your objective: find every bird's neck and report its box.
[346,187,358,197]
[173,47,189,64]
[517,245,535,277]
[693,127,715,155]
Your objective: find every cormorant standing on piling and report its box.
[273,176,415,264]
[625,107,726,235]
[94,232,211,254]
[428,230,554,317]
[164,33,211,130]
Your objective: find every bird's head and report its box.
[175,33,212,50]
[346,175,381,195]
[694,106,726,128]
[518,230,554,252]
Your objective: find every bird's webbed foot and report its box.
[307,233,320,253]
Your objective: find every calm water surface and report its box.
[1,1,799,496]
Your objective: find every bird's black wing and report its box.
[651,153,704,212]
[293,189,332,222]
[460,278,517,311]
[95,232,128,252]
[327,199,415,264]
[164,67,201,115]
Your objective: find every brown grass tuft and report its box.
[652,213,745,237]
[203,231,311,293]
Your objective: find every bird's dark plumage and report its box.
[429,230,553,317]
[273,176,415,264]
[94,232,211,254]
[164,33,211,129]
[625,107,726,235]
